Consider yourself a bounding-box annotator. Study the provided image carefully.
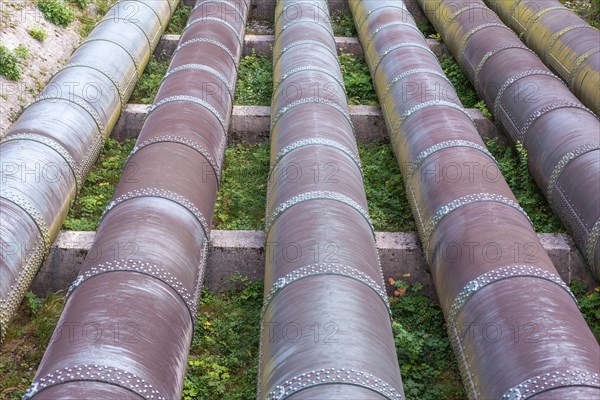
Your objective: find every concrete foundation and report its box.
[31,230,596,299]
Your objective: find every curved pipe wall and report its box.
[0,0,177,341]
[349,0,600,398]
[22,0,248,398]
[418,0,600,280]
[485,0,600,115]
[257,1,404,398]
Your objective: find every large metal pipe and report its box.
[257,1,404,398]
[349,0,600,398]
[484,0,600,115]
[22,0,248,398]
[0,0,178,341]
[417,0,600,280]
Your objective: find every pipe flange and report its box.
[184,17,243,47]
[547,143,600,201]
[261,263,390,319]
[266,368,404,400]
[274,65,345,94]
[31,94,106,135]
[66,259,198,320]
[163,63,234,97]
[392,99,473,129]
[407,139,497,182]
[271,97,353,131]
[266,191,374,236]
[473,44,534,89]
[423,193,531,249]
[502,369,600,399]
[0,189,51,250]
[149,95,226,134]
[519,102,595,141]
[128,135,222,182]
[174,38,237,68]
[0,133,81,189]
[493,69,560,118]
[23,365,167,400]
[102,188,210,239]
[269,138,361,180]
[373,43,436,77]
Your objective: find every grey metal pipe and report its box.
[350,0,600,398]
[22,0,249,398]
[257,0,404,398]
[418,0,600,280]
[0,0,178,341]
[484,0,600,115]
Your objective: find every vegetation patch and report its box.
[78,0,114,38]
[29,26,48,41]
[129,58,170,104]
[166,2,192,34]
[390,280,464,399]
[331,10,356,37]
[214,144,270,230]
[64,138,135,231]
[571,279,600,342]
[439,56,490,116]
[560,0,600,28]
[234,51,273,106]
[359,142,415,232]
[37,0,75,27]
[0,45,23,81]
[339,52,378,105]
[484,138,564,232]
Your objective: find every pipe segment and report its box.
[257,1,404,398]
[0,0,179,341]
[417,0,600,280]
[484,0,600,115]
[349,0,600,399]
[21,0,249,398]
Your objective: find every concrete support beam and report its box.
[31,230,596,299]
[155,34,447,59]
[112,104,500,144]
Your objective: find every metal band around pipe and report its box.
[193,0,246,23]
[382,68,454,105]
[148,95,226,134]
[501,369,600,399]
[373,43,437,78]
[519,102,595,141]
[266,368,404,400]
[473,44,534,88]
[183,17,243,47]
[66,259,199,321]
[162,63,234,99]
[83,37,141,79]
[493,69,560,117]
[274,1,330,26]
[174,38,237,68]
[271,97,353,131]
[274,40,338,68]
[30,95,106,134]
[274,65,346,94]
[543,24,595,62]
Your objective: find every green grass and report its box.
[390,280,464,399]
[63,138,135,231]
[129,58,170,104]
[359,142,416,232]
[331,10,357,37]
[37,0,75,26]
[339,52,378,106]
[166,2,192,34]
[234,51,273,106]
[29,26,48,41]
[484,138,565,233]
[78,0,113,38]
[571,279,600,342]
[214,144,270,230]
[560,0,600,29]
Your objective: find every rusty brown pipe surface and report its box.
[417,0,600,280]
[21,0,249,398]
[349,0,600,398]
[257,1,404,398]
[0,0,178,341]
[484,0,600,115]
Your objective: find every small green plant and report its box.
[570,279,600,342]
[474,99,491,118]
[166,2,191,34]
[428,32,441,40]
[439,56,479,108]
[235,50,273,106]
[29,26,48,41]
[359,143,416,231]
[417,20,436,36]
[339,52,378,105]
[0,45,22,80]
[69,0,88,9]
[389,279,464,399]
[64,138,135,231]
[484,138,564,232]
[14,44,29,60]
[38,0,75,27]
[130,58,169,104]
[214,144,270,230]
[331,11,357,37]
